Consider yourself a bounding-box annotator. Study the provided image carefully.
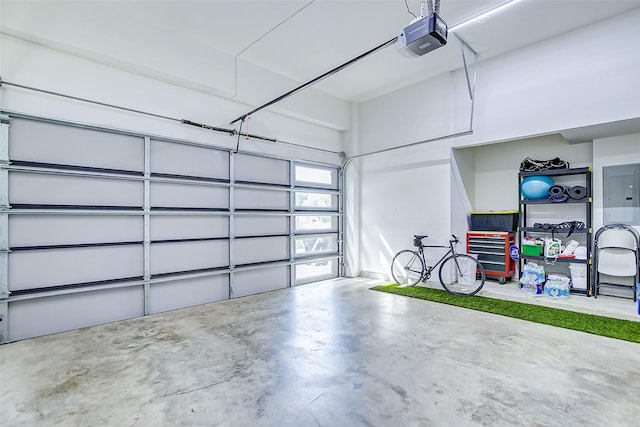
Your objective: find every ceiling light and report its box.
[449,0,523,33]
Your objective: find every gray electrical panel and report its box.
[603,163,640,225]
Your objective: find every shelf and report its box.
[519,255,590,264]
[520,198,591,205]
[519,167,593,296]
[520,227,590,234]
[570,288,590,295]
[519,167,591,177]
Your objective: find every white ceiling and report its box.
[94,0,640,103]
[2,0,640,106]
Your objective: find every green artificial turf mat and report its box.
[371,283,640,343]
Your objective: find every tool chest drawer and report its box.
[466,231,515,284]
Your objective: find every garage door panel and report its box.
[148,275,229,314]
[150,216,228,241]
[233,266,289,297]
[150,240,229,275]
[8,118,144,172]
[9,215,143,247]
[235,154,289,185]
[295,259,339,286]
[234,216,288,237]
[234,188,289,210]
[150,182,229,209]
[8,245,144,291]
[7,287,144,342]
[234,236,289,265]
[9,172,143,207]
[151,140,229,180]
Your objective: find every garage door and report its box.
[0,113,342,342]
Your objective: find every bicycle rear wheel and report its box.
[438,254,485,296]
[391,250,424,286]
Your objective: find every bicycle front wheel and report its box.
[391,250,425,286]
[439,254,485,296]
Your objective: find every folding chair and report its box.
[594,224,640,300]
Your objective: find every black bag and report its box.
[533,221,585,238]
[520,157,569,172]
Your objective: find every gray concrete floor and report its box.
[1,277,640,426]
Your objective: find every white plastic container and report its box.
[545,238,561,258]
[573,246,587,260]
[569,263,587,290]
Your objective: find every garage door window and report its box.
[294,164,337,188]
[295,192,337,210]
[295,215,337,232]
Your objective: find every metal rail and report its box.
[229,37,398,125]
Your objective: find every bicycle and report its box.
[390,234,486,296]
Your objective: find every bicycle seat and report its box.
[413,235,428,247]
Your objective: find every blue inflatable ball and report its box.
[521,176,554,199]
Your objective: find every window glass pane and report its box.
[295,235,336,256]
[295,192,334,209]
[295,259,337,284]
[295,165,333,186]
[295,215,335,231]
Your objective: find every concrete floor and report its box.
[1,277,640,426]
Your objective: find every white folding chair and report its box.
[594,224,640,300]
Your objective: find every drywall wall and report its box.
[342,104,361,277]
[348,9,639,278]
[0,0,350,130]
[0,34,342,165]
[471,135,593,211]
[454,135,593,235]
[356,70,472,154]
[356,10,640,154]
[356,139,452,277]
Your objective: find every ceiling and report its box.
[95,0,640,103]
[2,0,640,107]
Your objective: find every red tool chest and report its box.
[466,231,515,284]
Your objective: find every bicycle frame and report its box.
[415,239,459,280]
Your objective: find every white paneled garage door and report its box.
[0,113,342,342]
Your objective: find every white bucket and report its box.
[569,263,587,290]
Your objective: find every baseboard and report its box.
[359,270,390,281]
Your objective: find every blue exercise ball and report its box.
[521,176,554,199]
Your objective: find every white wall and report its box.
[355,9,640,154]
[355,140,452,277]
[348,9,640,278]
[457,135,593,234]
[0,34,342,166]
[472,135,593,211]
[457,8,640,147]
[0,0,351,131]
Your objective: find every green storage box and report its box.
[521,244,542,256]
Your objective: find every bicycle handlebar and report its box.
[414,234,460,247]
